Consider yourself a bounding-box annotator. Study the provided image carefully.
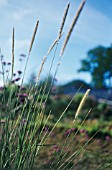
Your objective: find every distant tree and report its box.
[78,45,112,88]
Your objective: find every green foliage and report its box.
[0,85,19,118]
[97,102,108,111]
[45,93,112,121]
[97,102,112,120]
[78,45,112,88]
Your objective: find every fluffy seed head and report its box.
[74,89,90,120]
[58,2,70,39]
[60,0,86,56]
[29,20,39,55]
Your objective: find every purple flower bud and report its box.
[21,87,26,90]
[15,78,20,81]
[20,53,26,57]
[64,129,72,136]
[71,128,76,131]
[80,129,85,133]
[23,93,28,97]
[21,118,26,124]
[52,145,58,149]
[7,62,11,65]
[17,70,22,75]
[20,98,25,103]
[13,73,16,77]
[2,61,6,65]
[18,93,23,97]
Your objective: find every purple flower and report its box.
[20,53,26,57]
[15,78,20,81]
[16,93,28,98]
[23,93,28,97]
[64,129,72,136]
[105,136,110,141]
[52,145,58,149]
[7,62,11,65]
[71,128,76,131]
[17,85,21,89]
[2,61,6,66]
[21,87,26,90]
[20,98,25,103]
[21,118,27,124]
[52,145,60,152]
[1,119,5,124]
[12,77,21,83]
[80,129,85,133]
[13,73,16,77]
[18,93,23,97]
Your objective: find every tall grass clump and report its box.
[0,0,111,170]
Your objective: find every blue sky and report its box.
[0,0,112,85]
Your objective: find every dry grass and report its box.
[36,56,47,83]
[29,20,39,55]
[58,2,70,39]
[60,0,86,56]
[74,89,91,120]
[47,2,70,56]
